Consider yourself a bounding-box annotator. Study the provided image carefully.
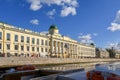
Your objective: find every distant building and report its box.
[96,48,109,58]
[115,50,120,59]
[0,22,95,58]
[95,48,100,58]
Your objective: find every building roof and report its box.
[49,25,58,30]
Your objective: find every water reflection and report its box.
[37,62,108,71]
[107,62,120,71]
[94,62,120,75]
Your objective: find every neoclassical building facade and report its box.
[0,22,95,58]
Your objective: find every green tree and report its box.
[106,48,116,58]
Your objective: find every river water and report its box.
[36,62,107,71]
[64,62,120,80]
[35,61,120,80]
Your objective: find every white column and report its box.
[69,44,71,54]
[60,42,62,54]
[68,43,69,54]
[56,41,58,53]
[70,44,71,54]
[63,42,65,54]
[76,45,78,57]
[75,45,76,54]
[54,41,56,53]
[73,45,74,54]
[74,45,75,58]
[59,42,61,53]
[75,45,77,55]
[52,40,54,53]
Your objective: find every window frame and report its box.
[7,33,10,41]
[15,35,18,42]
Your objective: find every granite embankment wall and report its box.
[0,57,119,66]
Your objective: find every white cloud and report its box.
[78,33,97,44]
[61,6,76,17]
[27,0,78,17]
[109,43,117,47]
[113,10,120,23]
[47,9,56,19]
[107,10,120,32]
[78,34,94,44]
[93,33,98,36]
[78,34,92,40]
[30,19,39,25]
[27,0,42,11]
[107,42,120,51]
[107,23,120,32]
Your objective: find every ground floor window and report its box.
[45,48,47,52]
[37,47,39,52]
[41,48,44,52]
[27,46,29,51]
[32,47,35,51]
[0,52,3,57]
[6,44,10,50]
[14,53,18,57]
[14,45,18,50]
[21,46,24,51]
[21,53,24,56]
[7,53,11,57]
[27,53,29,57]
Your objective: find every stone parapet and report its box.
[0,57,119,67]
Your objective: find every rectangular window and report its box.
[27,37,30,43]
[45,40,48,46]
[37,47,39,52]
[41,40,44,45]
[32,38,35,44]
[21,46,24,51]
[32,47,34,51]
[49,41,50,46]
[6,44,10,50]
[15,35,18,42]
[21,36,24,42]
[0,32,2,40]
[27,46,29,51]
[7,33,10,41]
[61,43,63,48]
[14,45,18,50]
[41,48,44,52]
[14,53,18,56]
[37,39,39,44]
[0,43,2,49]
[45,48,47,52]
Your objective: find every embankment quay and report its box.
[0,57,119,67]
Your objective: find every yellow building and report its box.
[0,22,95,58]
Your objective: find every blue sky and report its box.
[0,0,120,48]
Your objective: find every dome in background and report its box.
[49,25,58,30]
